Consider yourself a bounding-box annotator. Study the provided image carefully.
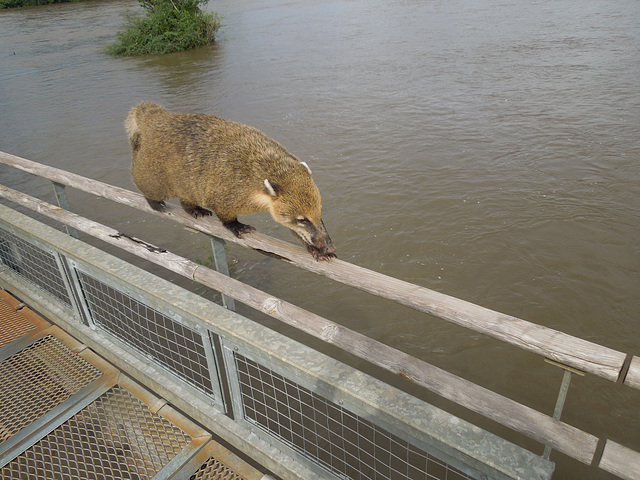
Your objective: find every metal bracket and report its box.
[543,358,585,459]
[51,182,79,239]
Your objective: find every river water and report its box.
[0,0,638,478]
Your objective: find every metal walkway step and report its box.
[0,291,267,480]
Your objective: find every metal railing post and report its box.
[209,235,236,311]
[51,181,79,239]
[543,359,585,459]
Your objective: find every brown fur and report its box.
[125,101,336,261]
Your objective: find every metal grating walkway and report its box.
[0,290,267,480]
[0,335,102,444]
[2,385,190,479]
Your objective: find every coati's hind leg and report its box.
[222,219,256,238]
[133,170,170,214]
[180,200,213,219]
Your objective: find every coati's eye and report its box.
[295,217,310,226]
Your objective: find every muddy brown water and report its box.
[1,0,638,478]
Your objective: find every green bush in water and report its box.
[106,0,221,56]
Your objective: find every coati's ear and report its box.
[264,179,278,197]
[300,162,312,175]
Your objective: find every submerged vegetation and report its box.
[106,0,221,56]
[3,0,221,56]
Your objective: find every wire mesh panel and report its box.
[232,352,475,480]
[0,227,71,307]
[0,385,191,479]
[0,335,102,443]
[74,270,216,397]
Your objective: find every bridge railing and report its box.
[0,151,638,480]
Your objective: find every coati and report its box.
[125,101,336,261]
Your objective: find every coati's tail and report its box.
[124,107,141,151]
[125,101,166,152]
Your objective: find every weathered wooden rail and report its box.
[1,151,634,384]
[1,150,639,479]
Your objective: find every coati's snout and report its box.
[289,217,336,262]
[262,176,337,262]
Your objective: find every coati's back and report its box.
[126,101,231,204]
[127,102,292,210]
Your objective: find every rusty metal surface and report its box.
[1,385,191,479]
[0,291,52,348]
[0,335,102,443]
[189,455,249,480]
[0,297,36,348]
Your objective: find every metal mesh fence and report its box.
[0,385,191,479]
[0,227,71,306]
[233,352,475,480]
[75,271,215,396]
[0,210,553,480]
[0,335,102,443]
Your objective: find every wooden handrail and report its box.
[0,150,631,385]
[626,356,640,389]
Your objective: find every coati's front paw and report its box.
[223,219,256,238]
[307,245,337,262]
